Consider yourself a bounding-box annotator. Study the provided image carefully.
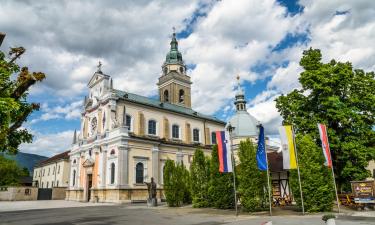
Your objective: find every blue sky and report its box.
[1,0,374,156]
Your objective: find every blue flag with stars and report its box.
[256,125,267,171]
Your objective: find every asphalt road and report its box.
[0,204,374,225]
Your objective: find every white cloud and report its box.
[20,130,75,157]
[31,100,82,124]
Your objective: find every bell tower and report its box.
[157,30,192,108]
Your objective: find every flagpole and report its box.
[227,123,238,216]
[262,125,272,216]
[292,126,305,215]
[330,161,341,213]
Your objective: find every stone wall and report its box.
[52,187,66,200]
[67,188,165,203]
[0,187,38,201]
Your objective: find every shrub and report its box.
[190,149,210,207]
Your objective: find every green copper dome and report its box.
[165,32,183,64]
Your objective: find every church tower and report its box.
[158,31,192,108]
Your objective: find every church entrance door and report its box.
[87,174,92,202]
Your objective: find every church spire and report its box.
[234,75,247,111]
[165,28,183,64]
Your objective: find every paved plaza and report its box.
[0,201,374,225]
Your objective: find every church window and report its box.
[164,67,168,75]
[89,150,92,157]
[179,89,184,103]
[46,182,49,188]
[211,132,217,144]
[110,163,115,184]
[110,149,115,155]
[56,181,59,187]
[72,170,76,186]
[41,182,44,188]
[172,125,180,139]
[148,120,157,135]
[124,114,132,131]
[193,129,200,142]
[164,90,169,102]
[136,162,144,184]
[179,66,184,74]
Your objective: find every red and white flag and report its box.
[317,123,332,167]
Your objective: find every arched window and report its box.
[110,149,115,155]
[179,89,184,103]
[179,66,184,74]
[164,67,168,75]
[56,180,59,187]
[110,163,115,184]
[148,120,157,135]
[124,114,132,131]
[136,162,144,184]
[193,129,200,142]
[211,132,217,144]
[172,124,180,139]
[72,170,76,186]
[164,90,169,102]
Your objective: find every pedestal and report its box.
[147,198,157,207]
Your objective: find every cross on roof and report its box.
[97,61,102,73]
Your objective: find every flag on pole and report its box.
[256,125,267,171]
[317,123,332,167]
[278,125,297,169]
[216,131,233,173]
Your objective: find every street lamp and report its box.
[0,32,5,47]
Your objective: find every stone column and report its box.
[117,145,129,188]
[152,146,159,184]
[99,147,107,188]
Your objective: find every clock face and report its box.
[91,117,97,134]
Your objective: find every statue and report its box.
[144,177,157,206]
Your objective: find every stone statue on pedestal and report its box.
[144,177,157,207]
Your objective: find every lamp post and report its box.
[0,32,5,47]
[226,122,238,216]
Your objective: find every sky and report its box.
[1,0,374,157]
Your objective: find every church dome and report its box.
[226,76,259,137]
[165,32,183,64]
[228,111,259,137]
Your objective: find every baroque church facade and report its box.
[66,33,225,202]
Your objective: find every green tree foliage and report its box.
[163,159,191,206]
[208,145,235,209]
[190,149,210,207]
[290,135,334,212]
[0,155,29,186]
[275,48,375,190]
[0,47,46,154]
[237,139,268,211]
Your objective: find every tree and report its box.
[0,47,46,154]
[190,149,210,207]
[163,159,191,206]
[208,145,235,209]
[275,48,375,191]
[0,155,28,186]
[290,135,334,212]
[237,139,268,212]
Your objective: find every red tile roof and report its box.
[36,150,70,167]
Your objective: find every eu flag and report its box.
[256,125,267,171]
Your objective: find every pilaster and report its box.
[117,145,130,188]
[152,146,160,184]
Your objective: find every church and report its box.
[66,32,289,203]
[66,32,226,202]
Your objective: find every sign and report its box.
[351,181,375,203]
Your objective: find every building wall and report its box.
[32,160,70,188]
[367,160,375,178]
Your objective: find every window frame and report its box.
[211,132,217,145]
[124,114,133,131]
[172,124,180,139]
[193,128,200,142]
[110,163,115,184]
[147,119,157,136]
[135,162,144,184]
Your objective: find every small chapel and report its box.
[66,32,226,202]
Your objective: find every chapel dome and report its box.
[227,111,259,138]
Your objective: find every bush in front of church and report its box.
[208,145,235,209]
[237,139,269,212]
[163,159,191,207]
[190,149,211,207]
[289,134,334,212]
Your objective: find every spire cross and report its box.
[172,26,176,34]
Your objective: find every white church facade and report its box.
[66,33,225,202]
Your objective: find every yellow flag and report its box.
[278,125,297,169]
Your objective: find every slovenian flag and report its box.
[216,131,233,173]
[317,123,333,167]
